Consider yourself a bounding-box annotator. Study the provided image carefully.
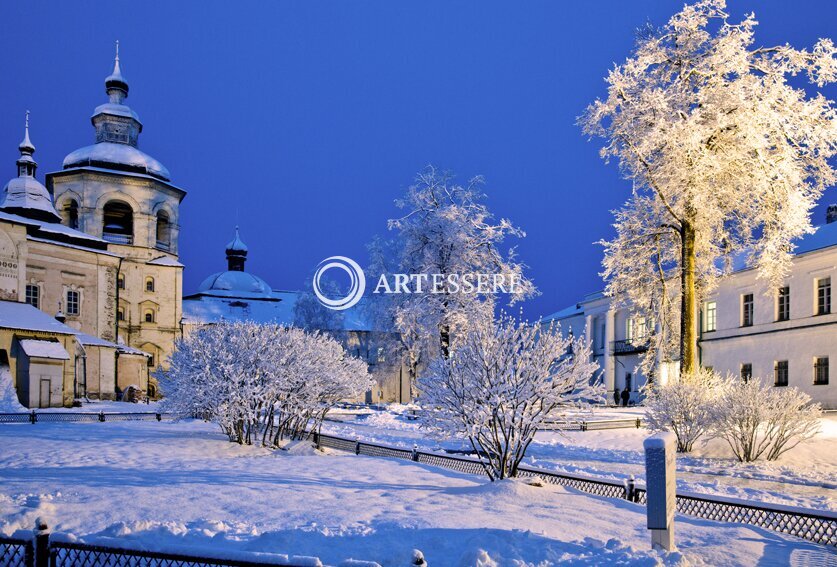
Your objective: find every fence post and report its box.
[156,413,162,422]
[412,444,419,462]
[355,442,361,455]
[636,418,642,429]
[580,421,587,432]
[98,412,105,423]
[33,517,49,567]
[30,411,37,424]
[644,432,677,552]
[624,475,636,502]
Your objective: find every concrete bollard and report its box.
[643,432,677,552]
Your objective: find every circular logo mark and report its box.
[313,256,366,311]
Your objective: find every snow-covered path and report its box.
[0,420,834,566]
[320,408,837,512]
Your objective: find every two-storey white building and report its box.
[545,206,837,409]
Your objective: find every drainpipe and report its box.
[114,257,123,398]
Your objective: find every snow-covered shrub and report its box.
[644,367,725,453]
[159,321,371,446]
[711,379,822,462]
[418,314,601,480]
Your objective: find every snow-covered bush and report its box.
[711,379,822,462]
[418,314,601,480]
[367,166,537,398]
[644,368,725,453]
[159,321,371,446]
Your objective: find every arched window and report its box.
[155,211,171,251]
[145,277,155,292]
[144,309,155,323]
[62,200,79,230]
[102,201,133,244]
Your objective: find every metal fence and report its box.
[540,417,644,431]
[313,432,837,547]
[0,535,33,567]
[0,411,166,424]
[0,527,362,567]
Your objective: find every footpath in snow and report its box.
[0,418,834,566]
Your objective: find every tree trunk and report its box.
[680,221,698,375]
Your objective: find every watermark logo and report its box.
[312,256,366,311]
[313,256,521,310]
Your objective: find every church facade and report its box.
[0,49,181,408]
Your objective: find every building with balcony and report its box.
[544,207,837,409]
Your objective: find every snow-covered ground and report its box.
[321,406,837,512]
[1,419,833,566]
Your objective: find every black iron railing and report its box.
[0,535,33,567]
[0,412,166,424]
[610,339,649,355]
[313,432,837,547]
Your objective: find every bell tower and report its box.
[46,44,186,370]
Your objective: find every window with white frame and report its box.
[25,284,40,309]
[777,286,790,322]
[816,277,831,316]
[741,294,754,327]
[704,301,717,332]
[66,290,80,316]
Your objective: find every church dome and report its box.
[197,271,274,299]
[193,228,277,300]
[62,44,171,182]
[63,142,170,181]
[1,113,62,223]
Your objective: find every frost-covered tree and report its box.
[368,167,538,397]
[418,314,601,480]
[159,322,371,446]
[581,0,837,375]
[293,283,345,336]
[644,367,725,452]
[711,378,821,462]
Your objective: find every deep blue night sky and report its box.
[0,1,834,318]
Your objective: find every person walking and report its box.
[620,388,630,407]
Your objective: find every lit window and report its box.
[377,347,385,364]
[704,301,716,332]
[774,361,788,387]
[814,357,829,385]
[740,363,752,383]
[25,284,40,309]
[777,287,790,322]
[66,290,80,316]
[817,278,831,316]
[741,294,754,327]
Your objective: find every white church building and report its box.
[545,207,837,410]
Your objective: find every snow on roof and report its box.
[196,271,276,299]
[0,177,62,221]
[147,255,184,267]
[92,103,140,123]
[26,236,119,257]
[542,303,584,323]
[182,291,377,332]
[63,142,170,181]
[226,227,248,253]
[76,332,118,348]
[19,339,70,360]
[117,344,151,357]
[0,210,109,250]
[0,301,78,335]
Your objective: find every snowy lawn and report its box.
[321,406,837,512]
[0,420,834,566]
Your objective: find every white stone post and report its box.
[643,432,677,552]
